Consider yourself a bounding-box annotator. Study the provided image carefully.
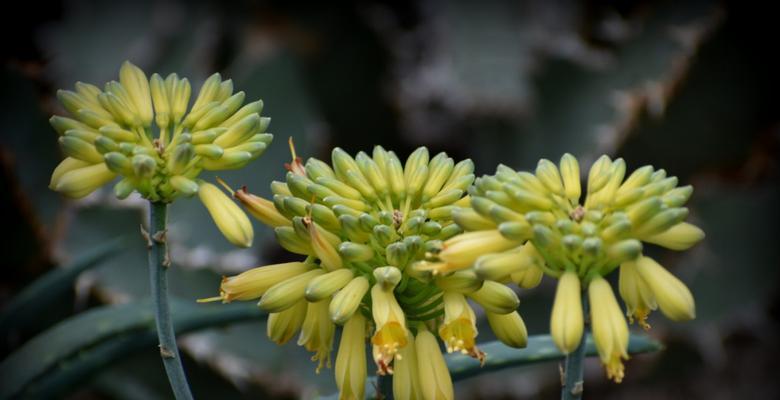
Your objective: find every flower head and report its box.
[207,145,528,398]
[49,61,273,246]
[448,153,704,380]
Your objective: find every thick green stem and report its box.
[561,294,589,400]
[148,202,194,399]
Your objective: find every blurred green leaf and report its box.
[0,238,123,336]
[0,300,263,399]
[475,2,718,171]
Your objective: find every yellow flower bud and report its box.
[329,276,370,325]
[310,221,343,271]
[305,269,354,302]
[415,327,454,400]
[217,261,312,302]
[644,222,705,250]
[58,136,103,164]
[438,230,521,271]
[467,280,519,314]
[198,182,254,248]
[559,153,581,203]
[451,207,496,231]
[633,256,695,321]
[474,247,530,281]
[267,300,307,344]
[393,329,423,400]
[439,292,483,361]
[338,242,374,262]
[434,270,483,294]
[550,272,584,354]
[190,73,221,113]
[298,299,336,373]
[589,276,629,383]
[536,158,564,195]
[169,176,199,197]
[50,157,90,190]
[119,61,153,127]
[258,269,325,313]
[510,265,544,289]
[229,188,290,229]
[486,310,528,348]
[371,281,408,374]
[54,163,116,199]
[335,313,367,400]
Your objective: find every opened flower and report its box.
[204,144,529,399]
[439,154,704,382]
[48,61,272,247]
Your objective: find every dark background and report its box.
[1,0,779,398]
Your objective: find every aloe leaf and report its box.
[319,334,662,399]
[0,300,264,399]
[0,238,124,336]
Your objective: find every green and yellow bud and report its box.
[438,230,521,272]
[267,300,307,345]
[434,270,483,293]
[258,269,325,313]
[550,272,584,354]
[198,182,253,248]
[644,222,705,250]
[467,281,519,314]
[305,269,354,302]
[329,276,370,325]
[213,262,313,302]
[53,163,116,199]
[486,311,528,349]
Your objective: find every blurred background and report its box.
[1,0,778,398]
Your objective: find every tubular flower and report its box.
[205,145,527,399]
[439,292,483,361]
[48,61,272,246]
[416,326,454,400]
[448,153,704,380]
[589,277,629,383]
[298,299,336,373]
[335,313,367,400]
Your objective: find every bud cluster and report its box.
[208,145,529,400]
[434,153,704,382]
[49,61,272,202]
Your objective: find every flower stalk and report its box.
[147,202,193,400]
[561,293,588,400]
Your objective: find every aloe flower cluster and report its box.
[48,61,272,246]
[432,154,704,382]
[208,145,529,400]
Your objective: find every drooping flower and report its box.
[204,144,528,398]
[48,61,272,247]
[443,153,704,381]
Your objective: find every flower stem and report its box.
[561,293,589,400]
[148,202,194,399]
[377,373,393,400]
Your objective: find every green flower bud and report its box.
[329,276,370,324]
[305,268,354,302]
